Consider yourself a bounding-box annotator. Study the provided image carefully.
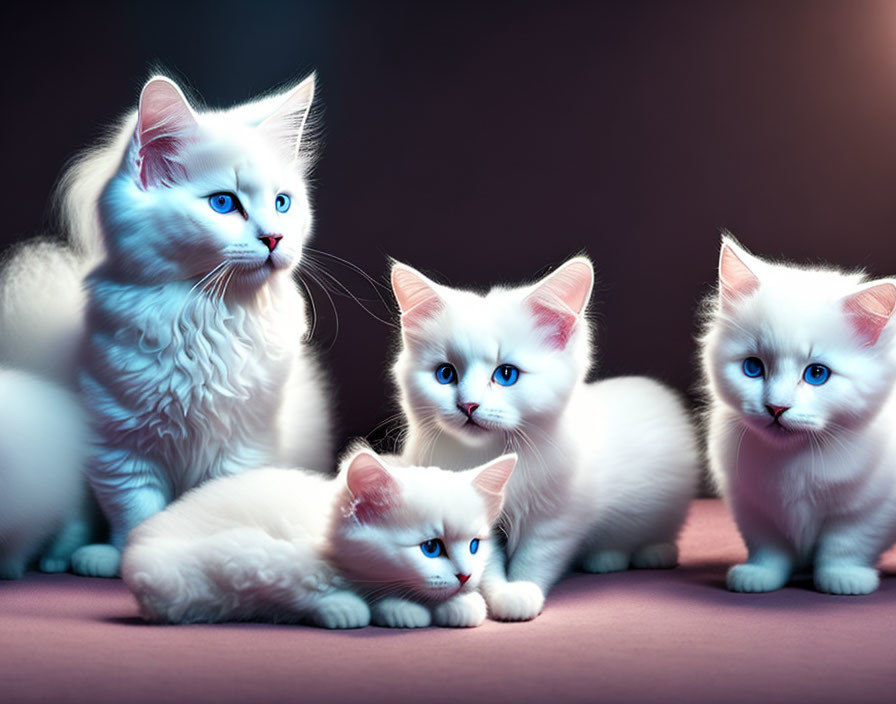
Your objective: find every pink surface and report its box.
[2,499,895,704]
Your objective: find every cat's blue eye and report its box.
[420,539,446,558]
[435,364,457,385]
[208,192,240,214]
[742,357,764,378]
[803,364,831,386]
[275,193,291,213]
[493,364,520,386]
[470,538,480,555]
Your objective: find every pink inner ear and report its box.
[719,244,760,302]
[472,455,516,495]
[259,73,315,162]
[527,299,578,350]
[345,452,400,522]
[392,266,443,326]
[136,79,197,189]
[533,259,594,315]
[843,282,896,346]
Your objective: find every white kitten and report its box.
[122,449,515,628]
[0,74,333,577]
[390,258,698,620]
[703,236,896,595]
[0,369,92,578]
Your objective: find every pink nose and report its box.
[456,573,470,585]
[766,405,790,419]
[457,402,479,419]
[258,234,283,252]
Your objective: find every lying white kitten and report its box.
[704,236,896,595]
[391,258,698,620]
[48,74,333,578]
[122,449,515,627]
[0,369,92,578]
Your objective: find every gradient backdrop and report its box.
[4,0,896,454]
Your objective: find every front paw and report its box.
[486,581,545,621]
[39,557,70,574]
[311,591,371,629]
[433,592,487,628]
[814,565,879,595]
[71,544,121,578]
[727,563,789,593]
[371,597,431,628]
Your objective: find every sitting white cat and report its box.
[122,448,515,628]
[390,257,699,620]
[704,236,896,595]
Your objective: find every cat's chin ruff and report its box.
[703,237,896,595]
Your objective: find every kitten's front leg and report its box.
[727,543,795,593]
[370,597,432,628]
[432,591,487,628]
[813,521,884,595]
[73,450,168,578]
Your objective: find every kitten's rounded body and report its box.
[392,259,699,620]
[704,237,896,595]
[122,451,515,628]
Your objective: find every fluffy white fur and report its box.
[0,74,332,578]
[122,449,515,628]
[0,369,92,578]
[704,236,896,595]
[391,258,699,621]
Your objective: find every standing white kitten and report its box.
[391,257,698,620]
[0,369,92,578]
[122,449,515,628]
[703,236,896,595]
[29,74,332,577]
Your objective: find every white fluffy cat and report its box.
[122,448,515,628]
[704,236,896,595]
[0,369,93,578]
[1,74,332,577]
[390,257,699,621]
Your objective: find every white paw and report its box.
[814,566,879,596]
[71,544,121,578]
[727,563,788,593]
[582,549,629,573]
[370,597,431,628]
[39,557,70,574]
[486,581,545,621]
[631,542,678,569]
[311,591,370,629]
[433,592,487,628]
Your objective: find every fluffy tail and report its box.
[0,113,134,381]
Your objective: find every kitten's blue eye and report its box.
[275,193,291,213]
[493,364,520,386]
[470,538,480,555]
[208,192,239,214]
[803,364,831,386]
[420,539,445,558]
[435,364,457,385]
[742,357,764,378]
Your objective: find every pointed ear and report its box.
[136,77,198,189]
[345,450,401,521]
[524,257,593,349]
[471,454,517,524]
[391,262,444,328]
[719,237,760,310]
[842,281,896,347]
[259,73,316,162]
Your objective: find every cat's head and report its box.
[328,448,516,602]
[390,258,594,447]
[703,235,896,445]
[99,74,317,291]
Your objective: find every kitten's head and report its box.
[328,448,516,602]
[99,74,317,291]
[702,235,896,445]
[391,258,594,447]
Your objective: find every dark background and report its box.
[4,0,896,450]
